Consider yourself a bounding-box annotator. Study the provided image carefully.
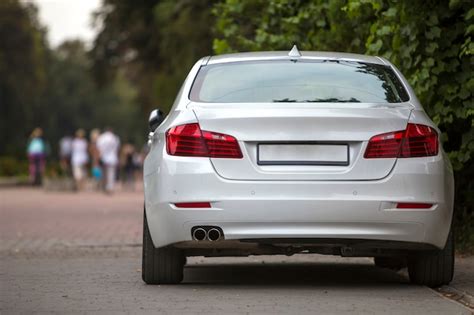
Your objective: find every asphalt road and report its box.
[1,187,473,314]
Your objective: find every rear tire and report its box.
[408,229,454,287]
[373,257,406,271]
[142,209,185,284]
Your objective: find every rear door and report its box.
[192,102,412,181]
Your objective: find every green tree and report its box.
[0,0,47,156]
[92,0,215,115]
[213,0,372,53]
[44,40,144,149]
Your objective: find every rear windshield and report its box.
[189,60,409,103]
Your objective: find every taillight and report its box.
[166,123,243,158]
[364,123,438,159]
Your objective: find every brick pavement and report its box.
[2,250,473,314]
[0,187,143,252]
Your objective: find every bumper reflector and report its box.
[396,202,433,209]
[174,202,211,208]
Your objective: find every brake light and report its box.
[364,123,438,158]
[396,202,433,209]
[166,123,243,158]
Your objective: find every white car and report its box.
[142,47,454,286]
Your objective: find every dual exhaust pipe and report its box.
[192,226,223,241]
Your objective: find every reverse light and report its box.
[396,202,433,209]
[166,123,243,158]
[364,123,438,158]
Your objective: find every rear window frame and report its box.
[188,59,410,104]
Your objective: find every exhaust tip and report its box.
[192,228,207,241]
[207,228,221,241]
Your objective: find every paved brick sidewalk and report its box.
[0,187,143,252]
[2,250,472,314]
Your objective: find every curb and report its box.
[437,285,474,310]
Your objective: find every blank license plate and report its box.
[257,143,349,166]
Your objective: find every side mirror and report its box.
[149,109,164,131]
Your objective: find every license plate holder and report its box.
[257,143,349,166]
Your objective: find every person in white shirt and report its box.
[97,127,120,193]
[71,129,89,190]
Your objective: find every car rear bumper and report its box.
[144,154,454,250]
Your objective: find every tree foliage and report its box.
[92,0,215,114]
[45,41,144,147]
[0,0,47,155]
[213,0,372,53]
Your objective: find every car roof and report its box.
[206,51,388,66]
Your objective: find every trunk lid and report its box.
[191,102,413,181]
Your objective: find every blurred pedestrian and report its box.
[58,134,73,176]
[97,127,120,194]
[120,141,136,191]
[132,148,144,187]
[71,129,89,191]
[89,128,102,189]
[27,127,47,186]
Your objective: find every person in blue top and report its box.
[27,128,46,185]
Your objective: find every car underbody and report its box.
[175,238,438,258]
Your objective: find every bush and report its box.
[455,211,474,254]
[0,156,28,177]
